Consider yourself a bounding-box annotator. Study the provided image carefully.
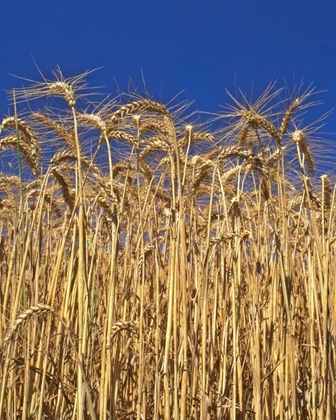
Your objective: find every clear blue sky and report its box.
[1,0,335,166]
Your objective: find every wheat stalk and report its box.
[110,99,169,125]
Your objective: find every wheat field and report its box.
[0,70,335,419]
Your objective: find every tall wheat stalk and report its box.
[0,71,335,419]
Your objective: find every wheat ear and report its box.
[280,98,300,136]
[0,304,55,352]
[292,129,315,174]
[110,99,169,125]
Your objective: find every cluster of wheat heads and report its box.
[0,70,335,419]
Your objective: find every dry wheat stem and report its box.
[0,71,334,419]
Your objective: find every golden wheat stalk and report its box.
[0,134,40,176]
[138,119,169,136]
[292,129,315,173]
[110,99,169,126]
[238,124,249,147]
[52,167,76,210]
[280,98,300,136]
[0,116,40,150]
[106,130,138,145]
[0,304,55,352]
[10,68,96,105]
[321,174,331,211]
[245,110,282,144]
[33,112,76,150]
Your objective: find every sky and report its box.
[1,0,336,170]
